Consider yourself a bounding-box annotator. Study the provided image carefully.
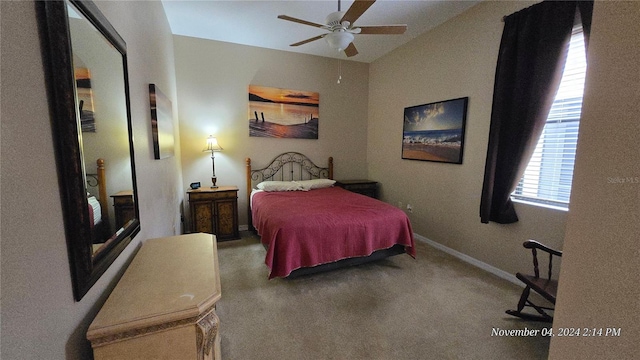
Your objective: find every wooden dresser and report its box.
[188,186,239,241]
[110,190,134,229]
[335,180,379,199]
[87,233,222,360]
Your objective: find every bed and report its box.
[246,152,415,278]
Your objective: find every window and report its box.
[512,26,586,209]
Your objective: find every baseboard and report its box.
[413,233,521,286]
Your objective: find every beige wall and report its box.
[1,1,181,358]
[550,1,640,358]
[367,0,567,277]
[173,36,370,227]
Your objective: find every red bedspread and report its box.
[252,186,415,278]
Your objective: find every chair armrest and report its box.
[523,240,562,257]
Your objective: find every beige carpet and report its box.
[216,233,550,360]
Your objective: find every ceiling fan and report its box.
[278,0,407,57]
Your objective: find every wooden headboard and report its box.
[245,152,333,230]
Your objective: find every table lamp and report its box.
[203,135,223,188]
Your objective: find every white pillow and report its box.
[256,181,303,192]
[295,179,336,191]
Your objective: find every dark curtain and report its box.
[480,1,593,224]
[578,1,593,48]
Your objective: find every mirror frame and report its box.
[37,0,140,301]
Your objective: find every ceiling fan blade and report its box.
[341,0,376,25]
[358,25,407,35]
[290,35,325,47]
[344,43,358,57]
[278,15,326,29]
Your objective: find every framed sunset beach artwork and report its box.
[149,84,175,159]
[249,85,319,139]
[402,97,468,164]
[73,58,96,132]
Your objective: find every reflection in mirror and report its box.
[38,0,140,301]
[67,3,134,256]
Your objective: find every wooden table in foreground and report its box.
[87,233,222,360]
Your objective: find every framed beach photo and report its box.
[402,97,468,164]
[73,55,96,132]
[149,84,175,159]
[248,85,319,139]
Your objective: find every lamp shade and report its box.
[325,32,354,51]
[203,135,223,152]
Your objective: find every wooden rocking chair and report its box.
[506,240,562,322]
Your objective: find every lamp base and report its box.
[211,176,218,188]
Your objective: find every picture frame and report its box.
[248,85,319,139]
[402,97,468,164]
[149,84,175,159]
[73,55,96,132]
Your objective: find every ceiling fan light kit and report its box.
[325,32,354,51]
[278,0,407,58]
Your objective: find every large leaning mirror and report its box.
[38,0,140,301]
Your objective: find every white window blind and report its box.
[512,26,586,209]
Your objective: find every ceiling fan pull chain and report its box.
[337,60,342,84]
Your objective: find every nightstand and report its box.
[187,186,240,241]
[111,190,134,229]
[335,180,378,199]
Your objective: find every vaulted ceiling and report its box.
[162,0,480,63]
